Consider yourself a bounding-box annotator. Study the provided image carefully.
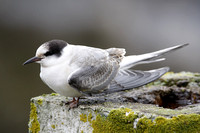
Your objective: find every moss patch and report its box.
[50,93,59,96]
[37,98,43,105]
[80,112,93,123]
[137,114,200,133]
[92,108,138,133]
[91,108,200,133]
[88,113,93,123]
[80,113,88,123]
[51,124,56,129]
[29,103,40,133]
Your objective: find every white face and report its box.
[36,43,48,58]
[23,40,68,66]
[34,43,48,65]
[35,43,64,67]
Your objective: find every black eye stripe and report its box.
[44,51,54,56]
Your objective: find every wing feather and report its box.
[104,67,169,93]
[67,44,187,95]
[68,47,124,95]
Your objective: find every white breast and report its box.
[40,63,82,97]
[39,45,82,97]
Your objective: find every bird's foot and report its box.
[65,97,80,109]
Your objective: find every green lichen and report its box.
[80,112,93,125]
[51,124,56,129]
[37,98,43,105]
[91,108,200,133]
[29,102,40,133]
[50,93,59,96]
[80,113,87,123]
[88,113,93,123]
[92,108,138,133]
[137,114,200,133]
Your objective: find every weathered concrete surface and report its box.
[28,72,200,133]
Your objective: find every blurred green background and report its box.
[0,0,200,132]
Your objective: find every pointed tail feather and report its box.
[120,43,189,69]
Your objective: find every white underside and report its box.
[40,64,82,97]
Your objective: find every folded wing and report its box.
[68,47,125,95]
[104,67,169,93]
[68,44,188,95]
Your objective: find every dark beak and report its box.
[23,56,42,65]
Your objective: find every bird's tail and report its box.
[120,43,189,69]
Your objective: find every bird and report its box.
[23,40,188,108]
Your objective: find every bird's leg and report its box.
[65,97,76,104]
[66,97,80,109]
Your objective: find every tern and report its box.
[23,40,188,108]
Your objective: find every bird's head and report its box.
[23,40,68,67]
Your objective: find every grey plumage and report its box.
[68,60,119,95]
[104,67,169,93]
[67,43,188,96]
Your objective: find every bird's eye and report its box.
[44,51,53,56]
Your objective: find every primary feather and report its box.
[104,67,169,93]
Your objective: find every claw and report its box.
[65,97,80,109]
